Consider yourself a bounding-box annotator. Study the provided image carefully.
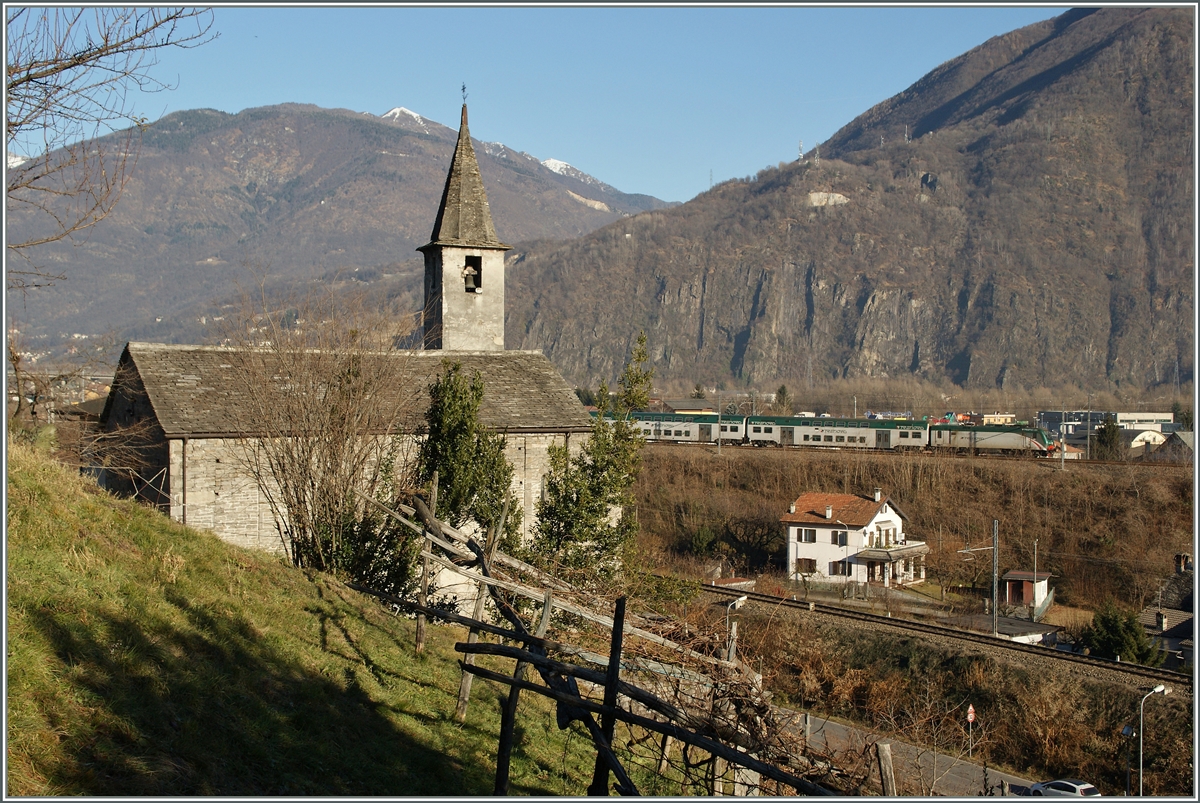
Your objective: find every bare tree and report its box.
[6,7,217,290]
[214,275,425,594]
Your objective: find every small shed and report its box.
[1003,570,1055,621]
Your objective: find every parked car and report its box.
[1029,779,1101,796]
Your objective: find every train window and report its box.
[803,434,810,441]
[900,431,908,438]
[720,424,728,432]
[824,435,833,442]
[752,426,761,433]
[674,430,683,436]
[643,429,652,435]
[859,437,867,443]
[835,435,845,443]
[764,427,773,434]
[730,425,739,432]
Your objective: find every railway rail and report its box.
[699,583,1193,693]
[645,438,1186,469]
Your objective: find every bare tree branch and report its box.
[6,7,217,289]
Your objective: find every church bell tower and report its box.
[418,104,511,350]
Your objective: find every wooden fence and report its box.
[349,486,835,796]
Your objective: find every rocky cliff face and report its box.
[507,7,1193,392]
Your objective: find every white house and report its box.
[781,488,927,586]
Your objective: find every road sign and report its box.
[967,704,976,723]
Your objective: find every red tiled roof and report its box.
[780,492,901,527]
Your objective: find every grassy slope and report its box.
[6,439,596,796]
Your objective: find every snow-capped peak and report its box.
[542,158,601,187]
[381,107,428,129]
[7,151,29,169]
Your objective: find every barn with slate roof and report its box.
[99,105,591,552]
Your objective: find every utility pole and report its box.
[992,520,999,637]
[957,521,1000,637]
[1086,393,1093,460]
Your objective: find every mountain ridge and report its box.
[504,6,1194,393]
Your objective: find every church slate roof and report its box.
[419,104,510,252]
[107,342,592,437]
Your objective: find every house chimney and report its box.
[826,505,833,520]
[1157,610,1168,630]
[789,502,796,514]
[874,488,882,502]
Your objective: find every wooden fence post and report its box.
[657,733,673,775]
[876,742,896,796]
[455,497,509,723]
[494,589,553,796]
[415,471,437,654]
[587,596,626,796]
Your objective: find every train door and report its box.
[699,424,712,442]
[781,427,794,446]
[875,430,891,449]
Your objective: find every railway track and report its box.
[699,583,1193,693]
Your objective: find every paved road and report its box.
[794,709,1035,796]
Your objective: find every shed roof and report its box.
[104,342,592,437]
[780,492,905,528]
[1002,571,1055,582]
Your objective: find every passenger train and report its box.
[593,411,1057,457]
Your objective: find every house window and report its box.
[463,255,482,292]
[795,558,817,575]
[831,560,851,576]
[831,530,848,546]
[799,528,817,543]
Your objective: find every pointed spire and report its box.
[420,104,509,251]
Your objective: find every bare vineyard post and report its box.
[494,589,553,795]
[588,596,627,796]
[455,496,510,723]
[657,733,673,775]
[416,471,438,654]
[876,742,896,795]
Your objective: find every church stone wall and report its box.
[167,431,587,554]
[169,438,285,554]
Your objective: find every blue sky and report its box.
[138,4,1069,203]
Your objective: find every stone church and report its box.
[99,105,592,552]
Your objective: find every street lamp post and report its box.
[1139,684,1169,795]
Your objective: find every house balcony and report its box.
[854,541,928,586]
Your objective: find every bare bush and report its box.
[213,277,424,593]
